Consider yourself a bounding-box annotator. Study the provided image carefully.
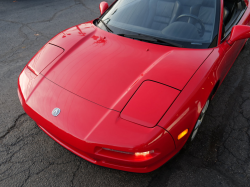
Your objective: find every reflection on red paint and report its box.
[62,32,67,38]
[91,35,99,40]
[76,25,86,36]
[62,27,85,38]
[91,35,107,45]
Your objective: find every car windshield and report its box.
[97,0,220,48]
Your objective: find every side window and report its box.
[222,0,247,40]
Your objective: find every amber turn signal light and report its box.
[178,129,188,140]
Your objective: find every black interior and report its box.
[223,0,238,25]
[223,6,230,24]
[222,0,246,39]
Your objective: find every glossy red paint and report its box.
[228,25,250,44]
[121,81,180,128]
[17,1,250,173]
[99,2,109,15]
[41,26,213,111]
[28,44,64,75]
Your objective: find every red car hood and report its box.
[41,22,213,111]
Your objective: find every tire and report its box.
[184,99,210,148]
[190,99,210,141]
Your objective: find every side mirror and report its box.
[99,2,109,15]
[228,25,250,45]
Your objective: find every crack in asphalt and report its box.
[0,113,26,142]
[0,4,76,61]
[26,4,78,25]
[75,0,99,14]
[70,160,81,186]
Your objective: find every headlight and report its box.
[28,43,64,75]
[121,81,180,128]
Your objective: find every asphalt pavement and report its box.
[0,0,250,186]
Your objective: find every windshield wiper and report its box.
[118,34,182,47]
[98,19,113,33]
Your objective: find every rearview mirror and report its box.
[228,25,250,45]
[99,2,109,15]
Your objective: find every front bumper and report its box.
[17,68,178,173]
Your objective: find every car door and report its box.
[218,0,249,80]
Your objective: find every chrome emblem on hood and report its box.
[52,108,61,117]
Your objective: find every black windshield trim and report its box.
[117,34,183,47]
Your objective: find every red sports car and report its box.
[18,0,250,173]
